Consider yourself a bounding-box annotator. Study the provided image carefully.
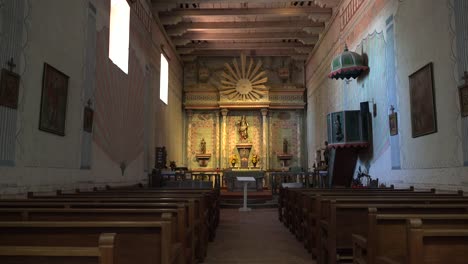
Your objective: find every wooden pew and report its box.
[300,193,467,256]
[352,214,468,264]
[0,208,193,264]
[278,187,413,223]
[405,219,468,264]
[27,192,214,245]
[0,221,181,264]
[318,202,468,264]
[0,232,116,264]
[19,196,208,260]
[0,201,203,262]
[281,188,439,237]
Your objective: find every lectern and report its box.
[236,176,256,212]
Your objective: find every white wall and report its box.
[306,0,468,191]
[0,0,184,195]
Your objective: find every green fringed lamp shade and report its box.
[328,45,369,80]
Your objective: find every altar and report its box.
[224,170,264,192]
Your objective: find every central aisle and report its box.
[202,208,315,264]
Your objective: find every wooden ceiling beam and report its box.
[178,42,314,50]
[181,49,309,60]
[159,7,332,18]
[172,32,319,45]
[165,21,325,36]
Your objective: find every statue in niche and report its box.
[323,141,330,166]
[236,115,249,141]
[283,138,288,154]
[335,115,344,141]
[200,138,206,154]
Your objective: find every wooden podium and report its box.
[237,177,256,212]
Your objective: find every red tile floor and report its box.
[201,208,315,264]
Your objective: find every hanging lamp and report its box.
[328,44,369,80]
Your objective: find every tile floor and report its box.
[201,208,315,264]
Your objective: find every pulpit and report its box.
[237,176,256,212]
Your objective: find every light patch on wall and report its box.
[160,53,169,105]
[109,0,130,74]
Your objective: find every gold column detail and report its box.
[261,108,269,170]
[186,110,193,169]
[296,110,302,168]
[220,109,229,169]
[215,110,220,169]
[268,110,273,169]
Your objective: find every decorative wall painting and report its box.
[0,68,20,109]
[39,63,69,136]
[409,62,437,138]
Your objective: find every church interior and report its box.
[1,0,468,263]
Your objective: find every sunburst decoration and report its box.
[220,53,268,101]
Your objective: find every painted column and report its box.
[268,110,273,169]
[215,110,220,169]
[296,110,302,169]
[186,110,193,169]
[261,108,269,170]
[221,109,229,169]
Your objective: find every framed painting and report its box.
[0,68,20,109]
[389,112,398,136]
[409,62,437,138]
[459,72,468,117]
[83,106,94,133]
[39,63,69,136]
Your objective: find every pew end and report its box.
[352,234,367,264]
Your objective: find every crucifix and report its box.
[7,58,16,72]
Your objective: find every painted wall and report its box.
[306,0,468,191]
[0,0,184,195]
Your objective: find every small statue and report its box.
[283,138,288,154]
[323,141,329,165]
[200,138,206,154]
[169,161,176,171]
[236,115,249,141]
[251,154,258,167]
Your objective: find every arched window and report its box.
[109,0,130,74]
[160,53,169,105]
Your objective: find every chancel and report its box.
[1,0,468,264]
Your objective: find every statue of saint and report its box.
[323,141,329,166]
[200,138,206,154]
[236,115,249,141]
[283,138,288,154]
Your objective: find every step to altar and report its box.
[219,188,277,208]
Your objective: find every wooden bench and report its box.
[0,221,181,264]
[0,232,116,264]
[27,192,214,245]
[352,214,468,264]
[297,194,467,256]
[0,200,204,262]
[318,202,468,264]
[0,208,193,264]
[405,219,468,264]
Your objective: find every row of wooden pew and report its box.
[0,186,220,264]
[278,187,468,264]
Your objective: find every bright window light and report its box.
[160,53,169,105]
[109,0,130,74]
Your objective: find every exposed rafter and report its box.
[180,49,310,57]
[159,7,332,23]
[152,0,336,59]
[178,42,314,50]
[172,32,319,45]
[165,21,325,36]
